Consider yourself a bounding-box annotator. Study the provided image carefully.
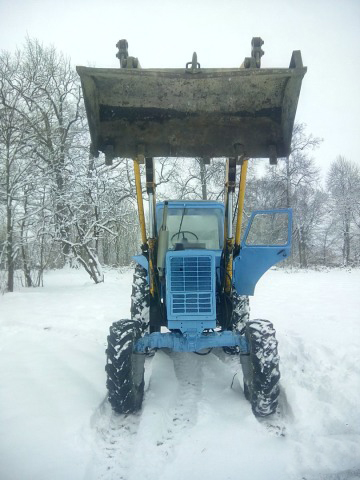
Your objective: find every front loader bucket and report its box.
[77,50,306,160]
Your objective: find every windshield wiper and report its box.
[176,206,187,238]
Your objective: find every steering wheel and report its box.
[171,230,199,245]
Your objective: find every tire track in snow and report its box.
[166,352,203,436]
[86,356,154,480]
[213,347,291,437]
[132,349,291,480]
[88,347,290,480]
[87,400,141,480]
[125,351,205,480]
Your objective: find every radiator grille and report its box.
[169,256,212,315]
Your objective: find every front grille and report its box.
[170,256,211,292]
[168,254,214,318]
[172,292,212,314]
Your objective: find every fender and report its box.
[132,254,148,272]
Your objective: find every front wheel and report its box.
[105,319,145,414]
[241,319,280,417]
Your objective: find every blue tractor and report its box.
[77,38,306,417]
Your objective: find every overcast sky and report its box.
[1,0,359,175]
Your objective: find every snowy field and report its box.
[0,267,360,480]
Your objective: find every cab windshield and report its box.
[158,207,223,250]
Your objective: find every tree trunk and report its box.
[323,234,327,267]
[55,161,71,260]
[6,148,14,292]
[297,225,308,268]
[285,156,291,208]
[72,243,104,283]
[343,208,351,266]
[20,195,33,287]
[6,202,14,292]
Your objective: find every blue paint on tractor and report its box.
[132,205,292,352]
[132,254,148,272]
[132,207,292,299]
[134,330,249,353]
[166,250,217,333]
[233,209,293,295]
[133,207,292,295]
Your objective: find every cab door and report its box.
[233,209,292,296]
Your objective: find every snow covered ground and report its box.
[0,267,360,480]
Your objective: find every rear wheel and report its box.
[241,319,280,417]
[105,319,145,414]
[231,292,250,331]
[131,265,150,332]
[223,292,250,354]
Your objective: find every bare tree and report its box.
[327,156,360,266]
[0,50,37,291]
[254,124,323,267]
